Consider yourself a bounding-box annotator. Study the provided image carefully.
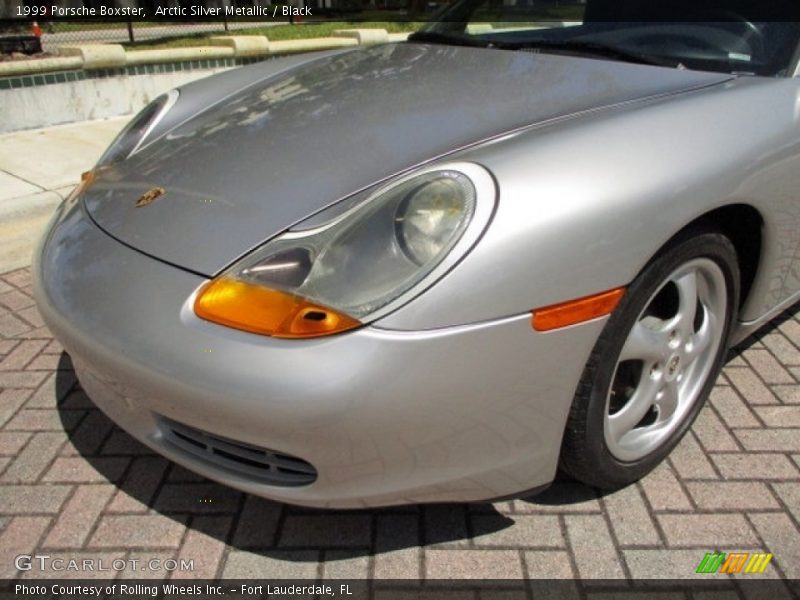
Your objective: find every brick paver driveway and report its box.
[1,266,798,585]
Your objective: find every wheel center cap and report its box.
[665,353,681,382]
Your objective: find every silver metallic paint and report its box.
[83,45,730,276]
[33,43,800,506]
[381,75,800,331]
[34,202,603,507]
[133,49,355,155]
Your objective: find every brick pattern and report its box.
[1,267,799,583]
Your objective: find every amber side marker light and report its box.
[73,170,95,195]
[194,277,361,339]
[532,287,625,332]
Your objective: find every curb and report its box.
[0,29,411,77]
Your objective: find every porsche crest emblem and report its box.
[135,187,165,207]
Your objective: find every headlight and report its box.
[194,163,496,338]
[96,89,179,167]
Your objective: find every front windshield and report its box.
[414,0,800,76]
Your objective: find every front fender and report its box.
[378,76,800,330]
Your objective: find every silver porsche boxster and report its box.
[33,2,800,507]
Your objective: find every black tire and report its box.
[559,231,740,489]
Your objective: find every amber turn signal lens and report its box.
[532,287,625,332]
[72,170,95,196]
[194,277,361,339]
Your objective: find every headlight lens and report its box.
[194,164,494,338]
[397,175,473,266]
[96,89,178,167]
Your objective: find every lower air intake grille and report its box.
[160,417,317,486]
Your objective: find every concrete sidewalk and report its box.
[0,117,129,274]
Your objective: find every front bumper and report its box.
[33,201,605,508]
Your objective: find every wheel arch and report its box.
[659,203,764,319]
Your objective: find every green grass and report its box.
[49,21,170,32]
[239,21,424,39]
[121,21,425,50]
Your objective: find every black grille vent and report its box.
[160,417,317,486]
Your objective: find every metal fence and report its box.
[3,20,275,52]
[0,0,417,52]
[0,0,344,47]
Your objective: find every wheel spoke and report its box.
[685,309,715,364]
[672,270,698,340]
[607,375,660,442]
[619,320,670,362]
[656,379,679,421]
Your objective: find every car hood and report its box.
[84,43,731,276]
